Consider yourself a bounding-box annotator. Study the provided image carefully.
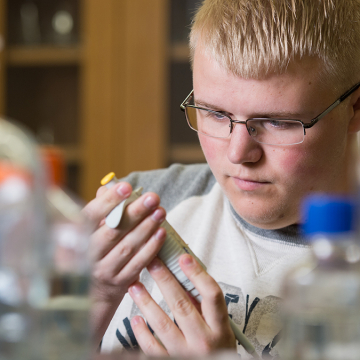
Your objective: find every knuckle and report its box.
[93,265,123,287]
[117,243,134,259]
[92,267,103,281]
[99,274,125,288]
[156,316,173,334]
[196,338,212,354]
[92,267,111,284]
[173,297,193,317]
[142,337,161,355]
[160,273,175,287]
[207,287,225,306]
[152,269,173,284]
[130,260,146,275]
[102,227,120,242]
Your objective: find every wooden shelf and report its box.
[170,42,190,62]
[6,45,83,66]
[169,143,206,164]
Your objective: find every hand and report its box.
[82,182,167,343]
[128,254,236,357]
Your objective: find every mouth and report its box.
[232,177,271,191]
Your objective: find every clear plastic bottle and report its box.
[280,195,360,360]
[38,145,92,360]
[0,118,48,360]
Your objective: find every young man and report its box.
[84,0,360,358]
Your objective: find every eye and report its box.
[268,120,285,128]
[205,110,228,121]
[248,126,257,134]
[265,120,298,130]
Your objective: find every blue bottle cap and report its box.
[301,194,356,237]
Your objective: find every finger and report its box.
[146,258,208,342]
[118,192,162,232]
[179,254,232,335]
[91,206,166,261]
[187,292,202,313]
[89,191,164,261]
[130,316,168,357]
[98,192,162,241]
[94,225,166,287]
[112,227,166,285]
[82,182,132,225]
[93,186,119,230]
[96,185,107,198]
[128,281,187,355]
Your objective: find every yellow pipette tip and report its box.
[101,172,116,186]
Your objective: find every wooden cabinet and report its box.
[0,0,168,201]
[167,0,205,165]
[81,0,168,200]
[0,0,206,201]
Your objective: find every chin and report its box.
[233,204,298,230]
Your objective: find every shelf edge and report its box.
[6,45,83,66]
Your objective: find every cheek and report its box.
[199,134,226,164]
[272,144,337,193]
[277,148,306,171]
[271,147,316,185]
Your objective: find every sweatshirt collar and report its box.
[229,203,308,246]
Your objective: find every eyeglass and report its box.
[180,82,360,146]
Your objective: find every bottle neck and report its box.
[311,233,360,268]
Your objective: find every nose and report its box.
[227,122,263,164]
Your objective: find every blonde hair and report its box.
[190,0,360,90]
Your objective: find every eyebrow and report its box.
[194,99,307,119]
[194,99,226,112]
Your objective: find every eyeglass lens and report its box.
[185,106,305,145]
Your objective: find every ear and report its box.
[348,89,360,133]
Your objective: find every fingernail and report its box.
[151,209,165,223]
[181,254,194,266]
[155,227,166,240]
[117,183,131,197]
[144,195,157,209]
[148,257,162,272]
[129,283,143,295]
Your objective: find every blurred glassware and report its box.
[50,1,76,45]
[20,0,41,45]
[0,120,92,360]
[280,195,360,360]
[38,144,92,360]
[0,118,48,360]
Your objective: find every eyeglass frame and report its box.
[180,82,360,143]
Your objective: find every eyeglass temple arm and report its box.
[180,90,195,111]
[304,82,360,129]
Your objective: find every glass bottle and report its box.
[280,194,360,360]
[0,118,48,360]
